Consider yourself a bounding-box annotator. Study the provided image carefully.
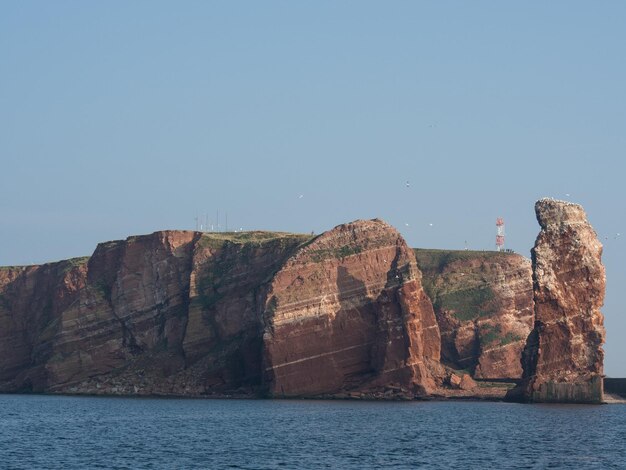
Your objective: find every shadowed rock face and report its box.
[0,261,89,391]
[509,199,606,403]
[262,220,441,397]
[0,231,310,395]
[415,250,534,379]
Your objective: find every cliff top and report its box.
[196,230,313,245]
[1,230,313,270]
[535,198,588,229]
[1,229,526,271]
[0,256,90,272]
[414,248,522,271]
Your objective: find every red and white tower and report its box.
[496,217,505,251]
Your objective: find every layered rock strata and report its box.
[0,231,310,395]
[2,204,605,402]
[0,220,443,398]
[262,220,441,397]
[508,199,606,403]
[415,249,534,379]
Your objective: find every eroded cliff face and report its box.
[0,260,89,390]
[509,199,606,403]
[262,220,441,398]
[2,207,602,401]
[0,231,310,395]
[415,250,534,379]
[0,221,444,398]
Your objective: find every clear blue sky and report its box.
[1,1,624,375]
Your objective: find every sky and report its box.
[1,1,624,375]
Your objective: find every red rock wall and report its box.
[0,260,88,391]
[510,199,605,403]
[415,250,534,379]
[262,220,441,397]
[0,231,310,395]
[6,215,586,401]
[181,234,310,392]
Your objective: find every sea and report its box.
[0,395,624,469]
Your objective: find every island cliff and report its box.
[0,230,311,395]
[507,199,606,403]
[415,250,533,379]
[0,202,606,402]
[263,220,442,397]
[0,220,444,398]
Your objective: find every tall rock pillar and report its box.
[509,198,605,403]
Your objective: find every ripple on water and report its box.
[0,396,624,469]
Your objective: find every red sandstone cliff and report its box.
[0,259,89,390]
[0,231,310,395]
[0,220,443,398]
[2,208,602,401]
[262,220,441,397]
[508,199,606,403]
[415,250,534,379]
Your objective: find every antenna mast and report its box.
[496,217,505,251]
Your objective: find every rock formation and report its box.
[508,199,606,403]
[0,231,310,395]
[262,220,441,397]
[415,249,533,379]
[0,220,443,398]
[0,204,607,403]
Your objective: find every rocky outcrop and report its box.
[0,260,89,390]
[415,249,533,379]
[0,204,606,402]
[0,231,310,395]
[508,199,606,403]
[0,221,444,398]
[262,220,441,397]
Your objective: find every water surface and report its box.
[0,395,624,469]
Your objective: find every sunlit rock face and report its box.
[262,219,442,398]
[508,199,606,403]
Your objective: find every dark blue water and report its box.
[0,395,624,469]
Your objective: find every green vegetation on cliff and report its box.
[61,256,90,274]
[198,230,312,248]
[414,248,515,273]
[439,286,496,321]
[195,231,313,311]
[309,245,363,262]
[414,249,510,322]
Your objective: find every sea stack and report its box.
[509,198,606,403]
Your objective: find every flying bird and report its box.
[298,194,304,199]
[405,181,410,188]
